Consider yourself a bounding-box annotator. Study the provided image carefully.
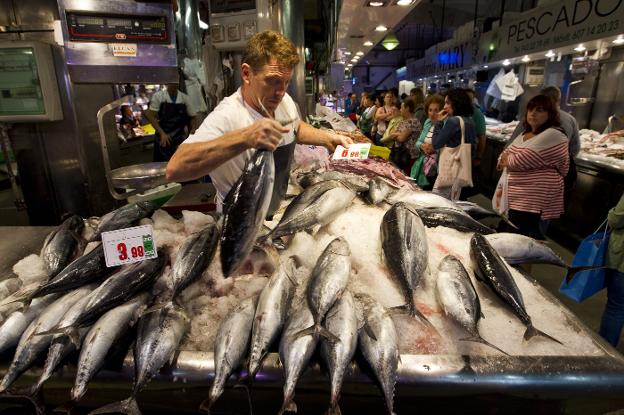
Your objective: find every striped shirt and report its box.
[506,128,570,220]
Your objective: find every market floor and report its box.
[469,194,624,354]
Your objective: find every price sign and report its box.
[101,225,157,267]
[332,143,371,161]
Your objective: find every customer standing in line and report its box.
[356,93,377,139]
[599,193,624,347]
[384,97,422,174]
[497,95,569,239]
[379,96,403,148]
[409,88,426,124]
[411,94,445,189]
[425,89,477,200]
[374,92,394,145]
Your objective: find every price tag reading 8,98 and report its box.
[332,143,371,161]
[101,225,157,267]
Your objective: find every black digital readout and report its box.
[66,12,169,44]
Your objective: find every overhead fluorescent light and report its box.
[502,59,511,66]
[545,50,555,57]
[356,51,364,56]
[521,55,530,62]
[347,63,353,67]
[368,1,384,6]
[364,40,373,46]
[574,44,586,52]
[344,51,352,55]
[483,65,489,68]
[375,25,388,32]
[397,0,413,5]
[351,58,358,62]
[613,36,624,45]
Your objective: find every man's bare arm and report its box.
[296,121,352,152]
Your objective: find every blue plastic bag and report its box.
[559,220,610,302]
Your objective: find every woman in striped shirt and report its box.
[497,94,569,239]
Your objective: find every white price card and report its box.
[101,225,157,267]
[332,143,371,161]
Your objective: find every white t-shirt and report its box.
[149,89,198,117]
[183,88,299,211]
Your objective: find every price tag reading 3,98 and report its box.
[332,143,371,161]
[101,225,157,267]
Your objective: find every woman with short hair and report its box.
[384,97,422,174]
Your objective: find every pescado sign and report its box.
[496,0,624,58]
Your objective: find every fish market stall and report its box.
[1,156,624,414]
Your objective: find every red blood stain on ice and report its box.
[416,303,440,316]
[433,242,451,255]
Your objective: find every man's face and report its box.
[166,84,178,96]
[242,58,293,113]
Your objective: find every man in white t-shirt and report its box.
[167,31,351,214]
[144,84,198,162]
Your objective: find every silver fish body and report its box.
[485,233,566,267]
[299,171,369,192]
[381,202,429,318]
[356,294,399,415]
[40,214,85,279]
[320,291,359,413]
[71,293,149,402]
[366,176,397,205]
[220,150,275,277]
[416,207,495,234]
[278,302,320,415]
[202,295,258,412]
[386,189,464,211]
[170,223,219,299]
[91,201,157,241]
[248,258,298,378]
[0,287,91,392]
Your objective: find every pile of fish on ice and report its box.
[0,145,605,414]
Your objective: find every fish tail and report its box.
[411,306,436,331]
[278,395,297,415]
[294,324,340,343]
[524,324,564,345]
[198,395,217,414]
[140,301,172,318]
[460,335,510,356]
[1,385,44,413]
[565,265,607,283]
[325,402,342,415]
[88,397,141,415]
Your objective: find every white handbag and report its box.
[492,168,509,215]
[434,116,473,190]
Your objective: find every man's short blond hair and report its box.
[242,30,300,72]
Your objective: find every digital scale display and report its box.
[66,11,168,43]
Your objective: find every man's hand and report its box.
[159,133,171,147]
[246,119,289,151]
[420,142,435,154]
[325,132,353,152]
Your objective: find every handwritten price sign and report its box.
[101,225,157,267]
[332,143,371,161]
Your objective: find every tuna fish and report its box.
[91,201,157,241]
[484,233,595,282]
[355,293,399,415]
[366,176,398,205]
[320,291,359,415]
[0,294,61,354]
[248,257,298,379]
[31,284,99,393]
[470,234,562,344]
[200,295,258,413]
[168,223,219,301]
[299,171,369,192]
[89,303,189,415]
[386,189,463,211]
[436,255,507,355]
[271,181,357,239]
[0,287,92,392]
[297,237,350,341]
[40,215,85,279]
[71,294,149,402]
[220,150,275,277]
[380,202,430,324]
[415,207,495,234]
[455,201,498,219]
[278,301,321,415]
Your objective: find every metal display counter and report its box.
[2,226,624,414]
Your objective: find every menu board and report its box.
[0,48,45,116]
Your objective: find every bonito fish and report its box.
[271,181,356,239]
[436,255,507,355]
[89,303,189,415]
[40,214,85,279]
[470,234,562,344]
[71,293,149,402]
[220,150,275,277]
[248,257,298,379]
[415,207,495,234]
[381,202,430,324]
[299,171,369,192]
[91,201,157,241]
[355,293,399,415]
[386,189,463,211]
[320,291,359,415]
[200,295,258,413]
[366,176,398,205]
[297,237,350,341]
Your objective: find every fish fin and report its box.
[410,307,436,331]
[523,324,564,345]
[140,301,170,317]
[565,265,607,283]
[480,311,485,319]
[459,335,510,356]
[318,326,341,344]
[66,328,82,349]
[387,304,410,316]
[500,215,519,230]
[363,322,378,341]
[33,326,65,337]
[294,325,340,343]
[278,399,298,415]
[88,397,141,415]
[325,403,342,415]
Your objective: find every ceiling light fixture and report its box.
[368,1,384,6]
[351,58,358,62]
[375,25,388,32]
[613,35,624,45]
[545,50,555,57]
[381,33,399,50]
[521,55,530,62]
[397,0,413,5]
[483,65,489,68]
[347,63,353,67]
[364,40,373,46]
[502,59,511,66]
[356,51,364,56]
[344,51,352,55]
[574,44,586,52]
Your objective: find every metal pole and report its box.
[499,0,506,26]
[440,0,446,42]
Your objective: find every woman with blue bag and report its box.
[599,193,624,347]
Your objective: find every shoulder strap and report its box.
[457,116,465,144]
